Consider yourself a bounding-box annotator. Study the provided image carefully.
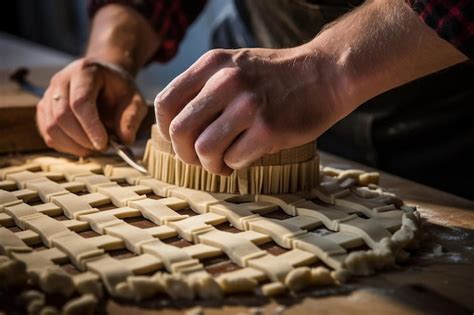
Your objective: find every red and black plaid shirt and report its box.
[88,0,207,63]
[406,0,473,59]
[89,0,473,61]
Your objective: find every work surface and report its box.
[1,34,473,315]
[96,152,473,315]
[0,151,472,315]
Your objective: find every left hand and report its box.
[154,46,348,176]
[36,58,148,156]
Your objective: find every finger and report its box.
[154,49,231,141]
[168,67,242,165]
[46,125,92,156]
[223,123,275,170]
[115,92,148,144]
[195,92,258,175]
[50,81,95,150]
[37,96,92,156]
[69,65,108,150]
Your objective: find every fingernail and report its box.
[91,139,103,151]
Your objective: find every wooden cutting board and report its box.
[0,67,55,153]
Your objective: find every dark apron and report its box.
[212,0,474,200]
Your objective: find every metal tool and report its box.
[109,135,148,174]
[10,67,149,174]
[9,67,47,96]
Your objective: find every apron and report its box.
[212,0,474,199]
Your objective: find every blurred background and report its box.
[0,0,230,100]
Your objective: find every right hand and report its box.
[154,47,346,176]
[36,58,148,156]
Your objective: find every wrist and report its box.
[296,40,361,120]
[305,0,468,117]
[309,41,366,115]
[86,4,159,77]
[304,4,395,116]
[81,58,136,88]
[84,49,139,76]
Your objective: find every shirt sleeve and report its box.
[405,0,473,59]
[88,0,207,63]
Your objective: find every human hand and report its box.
[36,58,148,156]
[154,47,348,176]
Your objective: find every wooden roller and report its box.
[143,125,319,194]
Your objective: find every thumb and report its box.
[116,93,148,144]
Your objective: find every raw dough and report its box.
[0,154,422,314]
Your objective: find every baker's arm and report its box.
[318,0,468,117]
[86,4,160,76]
[154,0,468,176]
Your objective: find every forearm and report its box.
[85,4,160,76]
[308,0,468,114]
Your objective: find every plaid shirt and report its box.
[89,0,473,61]
[88,0,207,62]
[406,0,473,59]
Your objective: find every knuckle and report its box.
[70,96,88,112]
[239,92,259,113]
[195,139,227,175]
[216,67,242,83]
[79,57,90,66]
[154,94,176,124]
[54,107,69,125]
[81,64,101,79]
[71,58,85,68]
[194,138,213,158]
[169,119,188,140]
[203,49,229,65]
[44,123,56,137]
[197,49,231,70]
[231,49,252,68]
[154,93,168,113]
[84,63,98,74]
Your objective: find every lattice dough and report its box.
[0,155,421,314]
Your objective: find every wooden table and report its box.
[1,151,471,315]
[1,34,473,315]
[2,88,473,315]
[0,32,72,153]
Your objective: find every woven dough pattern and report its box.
[0,156,421,314]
